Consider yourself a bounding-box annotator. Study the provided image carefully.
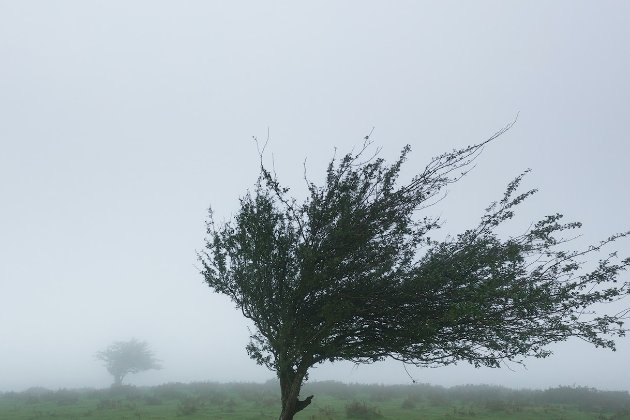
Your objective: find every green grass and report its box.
[1,382,630,419]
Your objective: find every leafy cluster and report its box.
[199,131,629,419]
[96,339,161,386]
[201,140,629,372]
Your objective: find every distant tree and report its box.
[96,338,161,387]
[199,125,630,420]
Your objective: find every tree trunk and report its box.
[278,366,311,420]
[112,374,124,387]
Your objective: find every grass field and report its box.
[2,381,630,419]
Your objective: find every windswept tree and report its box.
[199,126,630,420]
[96,338,161,387]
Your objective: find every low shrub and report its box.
[107,385,139,399]
[345,400,383,419]
[96,399,122,410]
[427,391,448,407]
[222,398,237,413]
[153,383,187,400]
[51,389,80,406]
[177,397,204,416]
[401,396,416,409]
[144,395,162,406]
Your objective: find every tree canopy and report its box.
[199,129,630,420]
[95,338,161,387]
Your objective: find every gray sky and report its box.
[1,1,629,392]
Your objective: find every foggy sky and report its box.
[1,1,629,392]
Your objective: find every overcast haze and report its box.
[1,1,629,393]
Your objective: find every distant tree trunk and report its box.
[112,373,124,387]
[278,365,311,420]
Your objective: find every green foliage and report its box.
[1,381,630,419]
[401,395,416,409]
[96,398,123,410]
[144,395,163,406]
[50,389,80,406]
[345,400,383,418]
[200,134,630,419]
[176,397,204,416]
[95,339,161,386]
